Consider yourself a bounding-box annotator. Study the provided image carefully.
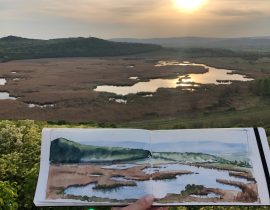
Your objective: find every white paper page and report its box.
[150,128,270,206]
[34,128,152,206]
[34,127,270,206]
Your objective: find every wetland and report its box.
[0,57,266,123]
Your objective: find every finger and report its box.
[122,195,154,210]
[150,207,169,210]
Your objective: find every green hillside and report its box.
[0,35,162,62]
[152,152,251,168]
[49,138,151,164]
[153,152,221,163]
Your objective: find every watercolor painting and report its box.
[46,131,154,203]
[149,130,259,203]
[45,129,259,204]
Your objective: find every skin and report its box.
[112,195,169,210]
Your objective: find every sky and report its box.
[1,0,270,39]
[47,128,250,154]
[49,128,248,145]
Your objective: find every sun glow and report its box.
[174,0,206,12]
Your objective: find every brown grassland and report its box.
[46,163,258,204]
[0,57,269,123]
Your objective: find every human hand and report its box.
[111,195,168,210]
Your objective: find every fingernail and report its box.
[145,194,154,203]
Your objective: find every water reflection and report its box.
[0,78,7,85]
[28,103,55,108]
[109,98,127,104]
[142,94,153,98]
[0,92,16,100]
[94,61,253,96]
[155,61,202,67]
[129,76,139,80]
[64,163,250,200]
[96,78,196,96]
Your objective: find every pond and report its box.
[64,163,251,200]
[129,76,139,80]
[0,78,7,85]
[94,61,253,96]
[101,164,137,170]
[109,98,127,104]
[0,92,16,100]
[28,103,55,108]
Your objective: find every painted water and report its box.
[190,193,221,199]
[102,164,137,170]
[64,163,251,200]
[94,61,253,96]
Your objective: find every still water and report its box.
[0,78,7,85]
[94,61,253,96]
[64,163,251,200]
[0,92,16,100]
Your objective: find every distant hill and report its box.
[110,36,270,49]
[49,138,250,168]
[49,138,151,164]
[0,36,162,62]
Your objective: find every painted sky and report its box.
[48,128,249,154]
[151,129,249,144]
[1,0,270,39]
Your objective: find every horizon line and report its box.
[1,34,270,41]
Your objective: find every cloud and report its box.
[0,0,270,39]
[211,9,265,17]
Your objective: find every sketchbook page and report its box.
[150,128,270,206]
[259,127,270,184]
[34,128,52,206]
[34,128,152,206]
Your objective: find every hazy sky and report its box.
[1,0,270,39]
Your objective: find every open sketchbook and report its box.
[34,128,270,206]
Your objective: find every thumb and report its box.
[123,195,154,210]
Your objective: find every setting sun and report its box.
[174,0,206,12]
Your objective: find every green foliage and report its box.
[173,123,187,129]
[93,182,136,190]
[0,181,18,210]
[50,138,151,164]
[0,36,162,61]
[0,120,269,210]
[0,120,41,209]
[180,184,205,197]
[50,138,83,163]
[253,77,270,96]
[152,152,250,168]
[215,158,251,168]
